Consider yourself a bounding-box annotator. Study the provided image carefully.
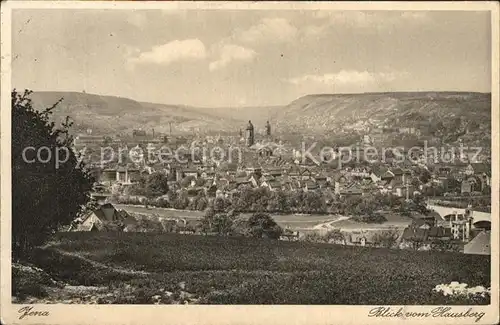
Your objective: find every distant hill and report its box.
[26,91,491,144]
[27,91,241,136]
[271,92,491,135]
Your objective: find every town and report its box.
[70,118,491,255]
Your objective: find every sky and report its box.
[12,9,492,107]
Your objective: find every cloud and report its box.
[128,39,207,67]
[209,44,257,71]
[304,11,430,36]
[127,12,147,28]
[287,70,405,87]
[239,18,297,43]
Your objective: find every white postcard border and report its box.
[1,2,499,325]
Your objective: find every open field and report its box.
[115,204,342,229]
[114,204,414,231]
[14,232,490,305]
[114,204,205,219]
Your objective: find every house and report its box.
[261,180,281,191]
[427,226,452,241]
[399,227,430,250]
[314,174,329,188]
[393,183,414,198]
[411,218,432,229]
[183,168,199,179]
[300,168,313,180]
[71,203,136,232]
[245,166,262,175]
[370,165,395,183]
[101,169,117,183]
[390,168,411,184]
[115,167,141,184]
[176,219,200,234]
[350,167,370,178]
[266,168,283,178]
[464,231,490,255]
[461,178,474,194]
[257,146,273,157]
[248,174,261,187]
[434,165,452,176]
[283,179,301,192]
[233,177,251,190]
[462,175,486,194]
[337,182,363,198]
[280,228,300,241]
[465,163,490,176]
[347,232,373,247]
[90,191,111,205]
[304,181,319,192]
[413,214,438,228]
[200,171,215,179]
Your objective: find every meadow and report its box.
[17,232,491,305]
[114,204,339,229]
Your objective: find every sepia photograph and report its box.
[1,1,498,325]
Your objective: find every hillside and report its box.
[272,92,491,141]
[27,91,240,136]
[14,232,490,304]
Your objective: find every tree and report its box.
[418,168,431,184]
[12,90,93,258]
[173,192,189,210]
[144,172,169,198]
[201,213,234,236]
[372,229,400,248]
[180,175,195,188]
[214,196,230,212]
[195,196,208,211]
[324,228,345,244]
[231,216,251,237]
[247,213,283,239]
[303,232,325,243]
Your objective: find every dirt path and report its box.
[312,216,351,229]
[44,245,151,276]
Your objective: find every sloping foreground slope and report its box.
[14,232,490,305]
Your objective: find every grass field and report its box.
[115,204,415,231]
[17,232,491,305]
[115,204,340,229]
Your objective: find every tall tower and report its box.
[246,120,254,147]
[265,120,271,137]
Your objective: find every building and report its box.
[116,167,141,184]
[70,203,136,232]
[132,129,147,137]
[265,120,271,136]
[246,120,255,147]
[73,134,105,147]
[447,210,473,242]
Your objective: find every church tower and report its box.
[265,120,271,137]
[246,120,255,147]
